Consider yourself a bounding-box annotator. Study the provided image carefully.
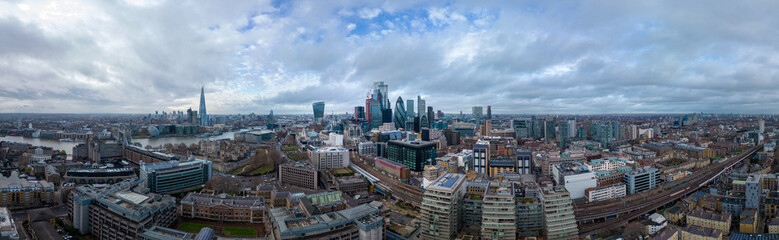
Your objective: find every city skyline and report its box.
[2,1,779,114]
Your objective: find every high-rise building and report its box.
[387,140,436,171]
[407,99,415,117]
[313,101,325,121]
[559,123,569,149]
[517,151,534,175]
[473,106,483,127]
[373,81,389,110]
[760,119,766,133]
[393,97,406,129]
[420,173,466,240]
[544,117,556,141]
[746,174,762,209]
[354,106,365,120]
[629,124,638,140]
[567,119,576,138]
[417,96,426,128]
[199,86,208,126]
[473,140,490,174]
[366,99,382,129]
[482,182,516,240]
[486,106,492,120]
[427,106,434,127]
[538,186,579,240]
[611,121,621,141]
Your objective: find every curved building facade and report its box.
[393,97,406,129]
[313,101,325,121]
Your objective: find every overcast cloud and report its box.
[1,0,778,114]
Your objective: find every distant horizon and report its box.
[0,112,774,117]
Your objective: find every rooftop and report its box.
[429,173,464,191]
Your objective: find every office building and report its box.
[512,118,531,139]
[0,171,54,208]
[486,106,492,120]
[585,183,626,203]
[473,140,490,174]
[473,106,483,127]
[69,178,177,237]
[312,101,325,121]
[393,97,406,129]
[559,123,569,149]
[420,173,466,240]
[417,96,426,125]
[140,158,212,193]
[516,151,534,174]
[427,106,434,128]
[481,182,516,240]
[538,186,579,240]
[278,162,318,190]
[65,167,136,185]
[406,99,414,117]
[387,140,437,171]
[544,117,556,141]
[366,98,382,129]
[199,86,208,126]
[308,147,349,170]
[180,193,267,224]
[354,106,365,120]
[552,163,597,199]
[374,157,410,180]
[268,203,383,240]
[624,166,660,194]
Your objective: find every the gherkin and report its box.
[393,97,406,129]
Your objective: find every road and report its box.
[576,143,762,237]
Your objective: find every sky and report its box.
[1,0,779,115]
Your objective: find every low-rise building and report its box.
[278,162,318,190]
[769,218,779,234]
[308,147,349,170]
[140,158,212,193]
[0,171,54,208]
[268,203,384,240]
[644,213,667,236]
[69,178,177,238]
[374,157,410,180]
[686,208,731,236]
[0,207,19,239]
[624,166,660,194]
[552,163,597,199]
[680,225,722,240]
[179,193,267,224]
[585,183,626,203]
[740,208,759,234]
[64,167,136,185]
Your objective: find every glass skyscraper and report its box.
[199,86,208,126]
[393,97,406,129]
[312,101,325,121]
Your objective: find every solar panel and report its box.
[440,175,459,188]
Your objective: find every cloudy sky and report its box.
[1,0,778,115]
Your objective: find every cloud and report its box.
[1,0,779,114]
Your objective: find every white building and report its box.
[585,183,626,202]
[645,213,667,235]
[586,157,631,172]
[328,133,344,146]
[552,163,597,199]
[309,147,349,170]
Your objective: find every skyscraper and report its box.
[199,86,208,126]
[313,101,325,121]
[417,96,426,129]
[544,117,556,141]
[366,99,382,129]
[486,106,492,120]
[393,97,406,129]
[567,119,576,138]
[354,106,365,120]
[472,106,483,127]
[373,81,389,110]
[512,118,531,138]
[406,99,414,118]
[427,106,434,127]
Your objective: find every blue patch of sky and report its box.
[237,11,258,32]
